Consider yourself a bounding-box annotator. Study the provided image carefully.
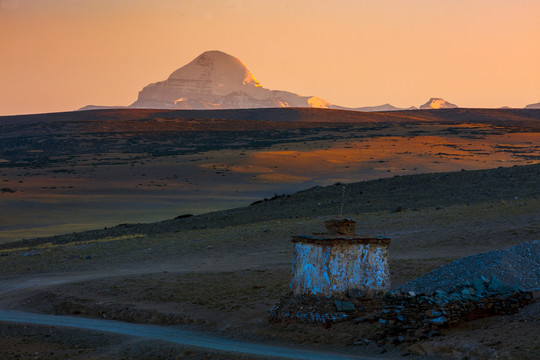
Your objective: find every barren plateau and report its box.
[0,107,539,359]
[1,108,539,242]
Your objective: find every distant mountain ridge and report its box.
[79,50,535,111]
[79,105,127,111]
[331,103,418,112]
[524,102,540,109]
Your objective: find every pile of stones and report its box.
[369,276,534,345]
[393,240,539,295]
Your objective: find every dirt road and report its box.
[0,310,379,360]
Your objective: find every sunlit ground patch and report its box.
[254,173,311,183]
[0,234,146,254]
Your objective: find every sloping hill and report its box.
[2,163,538,250]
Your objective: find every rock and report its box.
[427,316,448,326]
[487,275,504,292]
[425,309,442,318]
[472,277,487,295]
[348,288,365,298]
[485,275,517,293]
[334,300,356,312]
[23,250,41,257]
[354,315,376,323]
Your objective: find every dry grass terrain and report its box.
[0,108,539,359]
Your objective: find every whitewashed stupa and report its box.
[290,218,391,297]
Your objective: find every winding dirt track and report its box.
[0,260,379,360]
[0,310,376,360]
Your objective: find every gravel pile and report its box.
[392,240,540,294]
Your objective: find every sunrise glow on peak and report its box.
[307,96,331,109]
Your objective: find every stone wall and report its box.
[370,277,535,345]
[269,276,535,344]
[268,292,382,325]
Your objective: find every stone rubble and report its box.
[370,276,534,345]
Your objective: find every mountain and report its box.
[78,105,126,111]
[129,50,331,110]
[419,97,458,109]
[331,103,417,112]
[78,51,479,112]
[524,102,540,109]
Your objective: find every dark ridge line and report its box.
[1,107,540,129]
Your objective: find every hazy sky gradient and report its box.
[1,0,539,115]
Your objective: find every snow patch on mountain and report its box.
[419,98,458,109]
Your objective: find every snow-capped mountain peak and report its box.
[129,50,328,110]
[419,97,458,109]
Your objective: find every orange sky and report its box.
[1,0,539,115]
